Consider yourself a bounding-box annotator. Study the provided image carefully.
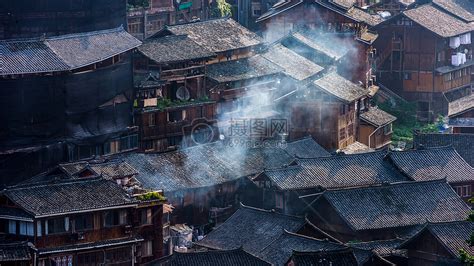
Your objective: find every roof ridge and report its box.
[240,202,304,220]
[298,149,386,160]
[46,26,124,41]
[324,178,448,193]
[6,176,105,191]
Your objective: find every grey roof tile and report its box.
[289,248,359,266]
[404,4,474,38]
[433,0,474,22]
[413,133,474,167]
[349,238,405,257]
[206,55,282,83]
[0,27,141,76]
[360,108,397,127]
[264,151,407,190]
[197,205,306,253]
[0,242,31,262]
[112,142,295,192]
[165,18,262,53]
[258,231,347,265]
[150,248,272,266]
[4,178,137,217]
[138,35,215,64]
[448,93,474,117]
[321,180,471,231]
[313,71,368,102]
[389,146,474,183]
[261,44,324,81]
[283,137,331,158]
[400,221,474,258]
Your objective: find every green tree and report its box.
[216,0,232,17]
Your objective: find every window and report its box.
[348,124,354,136]
[403,72,412,80]
[149,113,155,126]
[455,185,472,197]
[275,193,284,209]
[8,220,16,234]
[383,124,393,135]
[339,128,346,140]
[75,214,94,231]
[47,217,67,234]
[77,251,104,266]
[141,240,153,257]
[140,208,153,225]
[252,8,261,16]
[437,51,445,62]
[103,210,127,227]
[444,73,452,82]
[19,221,34,236]
[167,110,186,122]
[105,247,131,264]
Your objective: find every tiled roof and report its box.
[346,7,384,27]
[448,93,474,117]
[331,0,356,10]
[448,118,474,128]
[389,146,474,183]
[38,236,144,255]
[164,18,262,53]
[0,207,33,221]
[291,32,348,61]
[206,55,282,83]
[360,108,397,127]
[263,150,408,190]
[413,133,474,167]
[197,204,306,253]
[321,180,471,231]
[283,137,331,158]
[0,27,141,76]
[113,142,295,192]
[138,35,215,64]
[289,248,359,266]
[0,242,31,262]
[261,44,324,81]
[403,4,474,38]
[433,0,474,22]
[257,0,304,22]
[400,221,474,258]
[341,141,373,155]
[149,248,271,266]
[313,71,368,103]
[4,178,137,217]
[349,238,404,257]
[258,231,347,265]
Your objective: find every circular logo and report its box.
[190,122,215,145]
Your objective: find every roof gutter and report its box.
[38,238,144,255]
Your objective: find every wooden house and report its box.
[0,27,142,185]
[306,180,471,242]
[388,146,474,201]
[398,221,474,266]
[287,248,395,265]
[284,71,369,150]
[256,0,384,42]
[447,93,474,133]
[374,1,474,121]
[195,204,392,265]
[368,0,416,15]
[127,0,210,40]
[253,150,409,214]
[413,132,474,167]
[0,176,165,265]
[359,107,397,149]
[134,34,218,152]
[206,55,283,120]
[94,141,295,227]
[154,18,263,64]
